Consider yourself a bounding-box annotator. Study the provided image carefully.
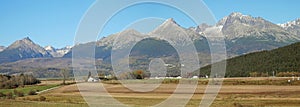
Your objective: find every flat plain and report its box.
[0,77,300,107]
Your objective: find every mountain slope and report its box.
[0,46,5,52]
[0,37,52,63]
[198,42,300,77]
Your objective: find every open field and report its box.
[0,77,300,107]
[0,84,58,95]
[0,79,75,95]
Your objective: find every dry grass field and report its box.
[0,77,300,107]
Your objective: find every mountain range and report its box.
[0,12,300,77]
[198,12,300,55]
[0,37,72,64]
[64,12,300,59]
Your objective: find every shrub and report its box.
[27,97,39,101]
[0,92,5,97]
[233,103,243,107]
[28,90,37,95]
[6,92,13,99]
[14,90,24,97]
[39,96,46,101]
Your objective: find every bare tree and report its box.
[88,71,91,79]
[61,69,69,85]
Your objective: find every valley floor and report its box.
[1,77,300,107]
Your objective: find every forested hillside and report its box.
[198,42,300,77]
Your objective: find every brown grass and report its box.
[1,77,300,107]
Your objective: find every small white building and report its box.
[87,77,98,82]
[192,76,198,79]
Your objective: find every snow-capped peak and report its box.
[64,45,72,49]
[44,45,72,57]
[278,18,300,28]
[44,45,55,51]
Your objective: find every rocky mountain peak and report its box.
[279,18,300,28]
[6,37,50,55]
[150,18,183,35]
[8,37,36,49]
[161,18,179,27]
[23,37,32,41]
[226,12,256,23]
[215,12,256,28]
[20,37,33,43]
[0,37,52,63]
[153,18,180,31]
[229,12,243,17]
[216,12,265,27]
[18,37,34,45]
[165,18,177,24]
[44,45,55,51]
[212,12,300,42]
[121,29,141,35]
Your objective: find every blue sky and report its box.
[0,0,300,48]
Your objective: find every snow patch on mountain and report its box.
[44,45,72,57]
[0,46,5,52]
[278,18,300,28]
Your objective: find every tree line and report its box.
[0,74,40,89]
